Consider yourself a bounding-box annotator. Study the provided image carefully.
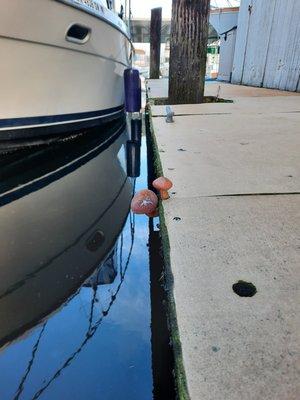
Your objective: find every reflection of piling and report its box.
[150,7,162,79]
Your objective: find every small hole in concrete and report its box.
[232,281,257,297]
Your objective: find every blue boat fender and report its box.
[124,68,141,113]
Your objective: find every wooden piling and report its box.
[150,7,162,79]
[169,0,210,104]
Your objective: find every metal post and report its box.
[124,0,127,24]
[128,0,132,33]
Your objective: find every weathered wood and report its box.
[150,8,162,79]
[169,0,210,104]
[232,0,300,92]
[242,0,277,87]
[231,0,252,84]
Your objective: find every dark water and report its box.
[0,121,155,400]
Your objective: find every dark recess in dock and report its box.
[147,114,176,400]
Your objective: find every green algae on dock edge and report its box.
[146,105,190,400]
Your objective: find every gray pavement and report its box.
[149,80,300,400]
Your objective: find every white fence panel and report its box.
[232,0,300,92]
[264,0,300,91]
[231,0,252,84]
[242,0,276,87]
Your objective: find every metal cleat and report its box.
[165,105,174,123]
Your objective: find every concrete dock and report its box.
[148,80,300,400]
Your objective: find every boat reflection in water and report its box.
[0,120,153,400]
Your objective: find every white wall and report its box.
[232,0,300,92]
[218,29,237,81]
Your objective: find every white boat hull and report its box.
[0,0,131,141]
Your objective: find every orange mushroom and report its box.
[131,189,158,215]
[152,177,173,200]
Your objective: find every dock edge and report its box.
[146,104,190,400]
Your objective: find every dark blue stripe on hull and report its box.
[0,105,124,129]
[0,106,125,144]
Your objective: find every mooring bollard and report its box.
[165,105,174,123]
[126,140,141,178]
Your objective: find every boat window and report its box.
[90,0,110,9]
[106,0,113,9]
[70,0,110,10]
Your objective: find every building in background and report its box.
[131,18,171,77]
[210,6,239,81]
[131,0,299,92]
